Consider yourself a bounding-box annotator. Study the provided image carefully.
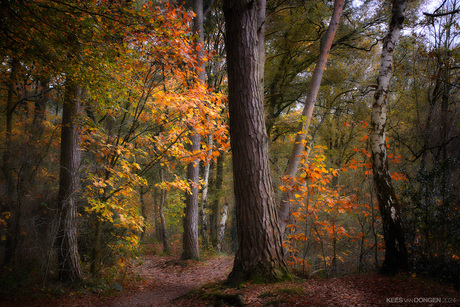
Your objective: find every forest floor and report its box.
[1,250,459,306]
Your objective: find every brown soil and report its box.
[102,254,233,307]
[0,254,233,307]
[2,255,459,306]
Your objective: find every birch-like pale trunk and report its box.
[199,135,213,250]
[370,0,408,274]
[217,202,229,252]
[278,0,344,236]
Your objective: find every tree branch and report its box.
[423,9,460,18]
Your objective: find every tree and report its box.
[182,0,206,261]
[223,0,289,285]
[370,0,408,274]
[56,74,83,282]
[278,0,345,236]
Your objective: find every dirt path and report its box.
[3,255,459,306]
[101,255,233,307]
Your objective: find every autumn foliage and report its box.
[0,0,459,295]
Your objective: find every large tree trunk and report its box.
[182,0,206,261]
[56,77,83,282]
[278,0,344,236]
[223,0,289,286]
[370,0,408,274]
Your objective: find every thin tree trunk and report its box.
[139,186,147,242]
[153,187,161,241]
[223,0,289,286]
[182,0,206,260]
[370,0,408,274]
[159,167,169,254]
[278,0,344,236]
[182,138,201,259]
[217,202,229,252]
[199,135,212,250]
[90,218,102,275]
[2,57,19,267]
[56,76,83,282]
[32,77,50,137]
[210,152,224,248]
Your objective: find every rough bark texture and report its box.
[56,77,83,282]
[278,0,344,236]
[370,0,408,274]
[182,0,205,260]
[182,133,200,260]
[223,0,289,286]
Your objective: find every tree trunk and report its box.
[56,76,83,282]
[159,167,169,254]
[223,0,289,286]
[217,202,229,252]
[370,0,408,274]
[210,152,224,248]
[153,187,161,241]
[182,0,205,261]
[32,77,50,138]
[2,57,19,267]
[139,186,147,242]
[278,0,344,236]
[90,217,102,276]
[199,136,212,250]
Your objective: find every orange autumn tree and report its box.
[281,145,348,276]
[77,3,228,273]
[282,120,408,276]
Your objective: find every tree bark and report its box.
[159,167,169,254]
[278,0,344,236]
[2,57,19,267]
[139,186,147,242]
[56,76,83,282]
[223,0,289,286]
[210,151,224,248]
[217,202,229,252]
[199,136,212,250]
[182,0,206,261]
[370,0,408,274]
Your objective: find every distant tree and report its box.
[223,0,289,285]
[278,0,344,236]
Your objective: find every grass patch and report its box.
[275,286,304,295]
[264,298,287,306]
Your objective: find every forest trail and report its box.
[101,255,233,307]
[2,254,459,306]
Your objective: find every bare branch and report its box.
[423,9,460,18]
